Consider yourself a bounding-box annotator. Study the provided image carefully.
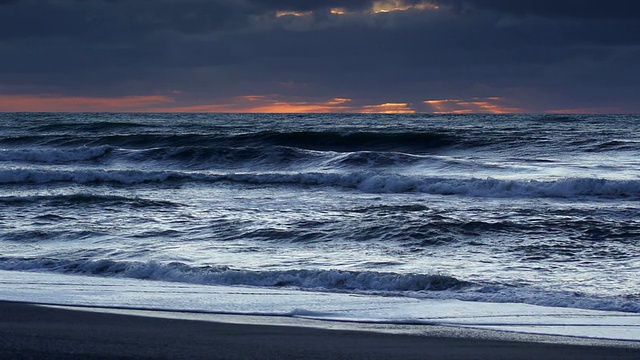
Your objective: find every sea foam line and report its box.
[1,168,638,199]
[1,258,639,314]
[0,258,467,292]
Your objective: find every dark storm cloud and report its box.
[0,0,638,112]
[0,0,428,39]
[435,0,640,20]
[0,0,256,40]
[248,0,373,12]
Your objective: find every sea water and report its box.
[1,113,639,339]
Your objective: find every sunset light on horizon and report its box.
[1,2,640,357]
[0,93,629,114]
[0,0,637,114]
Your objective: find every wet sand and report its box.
[1,301,639,359]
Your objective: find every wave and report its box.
[353,175,640,198]
[2,258,638,313]
[27,121,150,133]
[0,258,468,292]
[132,145,325,169]
[533,114,581,123]
[232,131,459,153]
[0,146,112,164]
[587,140,640,152]
[425,284,640,314]
[206,173,640,199]
[1,168,638,199]
[0,145,468,170]
[0,144,439,169]
[0,131,461,153]
[135,147,447,170]
[0,168,182,185]
[325,151,426,167]
[0,194,182,208]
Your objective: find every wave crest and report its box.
[1,168,638,199]
[0,258,469,292]
[0,146,111,164]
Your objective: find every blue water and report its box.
[1,113,639,312]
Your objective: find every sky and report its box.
[0,0,638,113]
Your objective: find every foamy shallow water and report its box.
[2,113,640,334]
[2,270,639,342]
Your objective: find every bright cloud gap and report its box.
[276,1,439,17]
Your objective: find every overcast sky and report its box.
[0,0,638,113]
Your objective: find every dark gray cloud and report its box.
[249,0,373,12]
[435,0,640,19]
[0,0,256,40]
[0,0,638,112]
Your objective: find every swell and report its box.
[1,169,638,199]
[0,258,469,292]
[0,144,320,167]
[27,121,150,133]
[135,147,454,170]
[0,194,182,208]
[0,131,461,153]
[234,131,459,153]
[0,144,475,170]
[135,145,325,169]
[0,146,112,164]
[1,258,638,313]
[0,168,184,185]
[586,140,640,152]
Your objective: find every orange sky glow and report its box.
[276,10,314,17]
[360,102,416,114]
[157,96,418,114]
[372,1,439,13]
[0,94,173,113]
[424,97,525,114]
[276,0,439,17]
[0,93,615,114]
[0,94,418,113]
[0,2,635,116]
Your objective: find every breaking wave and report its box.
[0,258,468,292]
[1,168,638,199]
[2,257,639,313]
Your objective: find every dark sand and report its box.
[1,301,639,359]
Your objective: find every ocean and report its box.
[1,113,639,338]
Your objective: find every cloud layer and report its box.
[0,0,638,113]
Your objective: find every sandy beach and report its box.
[1,301,639,360]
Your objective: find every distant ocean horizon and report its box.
[1,112,639,315]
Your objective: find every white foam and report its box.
[1,258,637,314]
[218,172,640,198]
[1,270,639,342]
[0,167,638,199]
[0,258,466,292]
[0,168,179,184]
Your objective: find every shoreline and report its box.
[1,301,639,359]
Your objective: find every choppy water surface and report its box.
[1,113,639,312]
